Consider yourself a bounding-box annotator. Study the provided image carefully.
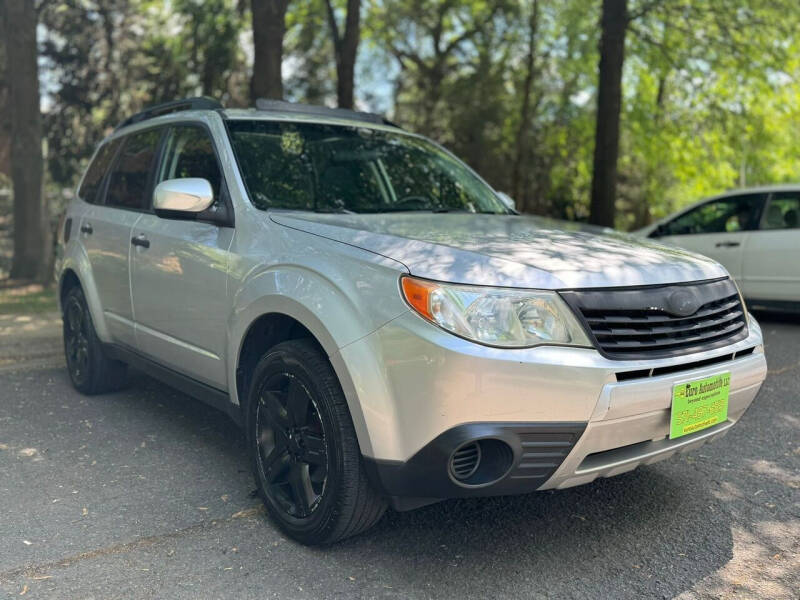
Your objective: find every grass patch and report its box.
[0,284,58,314]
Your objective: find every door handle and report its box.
[131,234,150,249]
[715,241,740,248]
[80,223,93,235]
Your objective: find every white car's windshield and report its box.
[227,119,510,214]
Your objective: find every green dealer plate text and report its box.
[670,372,730,439]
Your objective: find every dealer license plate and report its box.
[670,372,730,439]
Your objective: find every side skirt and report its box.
[104,343,242,427]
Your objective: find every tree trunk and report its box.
[325,0,361,109]
[0,7,10,178]
[589,0,627,228]
[251,0,289,101]
[3,0,49,281]
[512,0,539,211]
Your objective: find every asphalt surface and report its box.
[0,312,798,599]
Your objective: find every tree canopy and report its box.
[8,0,800,235]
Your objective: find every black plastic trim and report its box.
[254,98,399,128]
[362,422,586,503]
[115,97,223,131]
[104,343,240,426]
[615,345,757,382]
[560,278,749,360]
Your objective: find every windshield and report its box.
[227,119,509,214]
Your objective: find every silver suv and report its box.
[57,98,768,545]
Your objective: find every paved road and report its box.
[1,312,798,599]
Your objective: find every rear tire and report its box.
[62,286,128,395]
[246,339,386,545]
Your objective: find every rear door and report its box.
[740,191,800,302]
[652,193,766,283]
[129,123,234,390]
[79,129,161,347]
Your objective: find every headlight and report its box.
[400,276,591,348]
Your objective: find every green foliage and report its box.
[35,0,800,231]
[40,0,248,188]
[285,0,337,104]
[614,0,800,228]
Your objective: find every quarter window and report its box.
[77,139,121,204]
[105,129,162,210]
[762,192,800,230]
[661,194,764,236]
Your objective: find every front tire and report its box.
[62,286,127,395]
[246,339,386,545]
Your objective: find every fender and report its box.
[227,263,409,457]
[58,246,112,343]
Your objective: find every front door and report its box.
[654,193,766,284]
[130,124,233,390]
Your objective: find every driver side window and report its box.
[661,194,765,236]
[157,125,223,209]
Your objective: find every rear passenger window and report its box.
[106,129,162,210]
[78,139,120,204]
[763,192,800,230]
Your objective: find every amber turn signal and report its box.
[400,276,436,320]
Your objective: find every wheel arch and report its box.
[57,258,111,341]
[59,268,81,308]
[230,299,375,457]
[235,312,324,412]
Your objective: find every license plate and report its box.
[670,372,730,439]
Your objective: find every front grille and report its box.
[560,278,748,360]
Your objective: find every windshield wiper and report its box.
[313,207,356,214]
[431,208,507,214]
[360,207,507,214]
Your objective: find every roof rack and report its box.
[254,99,399,128]
[115,97,223,131]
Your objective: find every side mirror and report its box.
[153,178,214,216]
[496,191,516,211]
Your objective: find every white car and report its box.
[638,186,800,312]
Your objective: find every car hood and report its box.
[269,211,728,289]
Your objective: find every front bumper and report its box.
[539,346,765,490]
[339,312,767,502]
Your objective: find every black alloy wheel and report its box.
[64,292,91,387]
[255,372,328,518]
[61,286,127,395]
[247,339,387,545]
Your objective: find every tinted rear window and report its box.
[77,140,120,204]
[106,129,162,210]
[763,192,800,230]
